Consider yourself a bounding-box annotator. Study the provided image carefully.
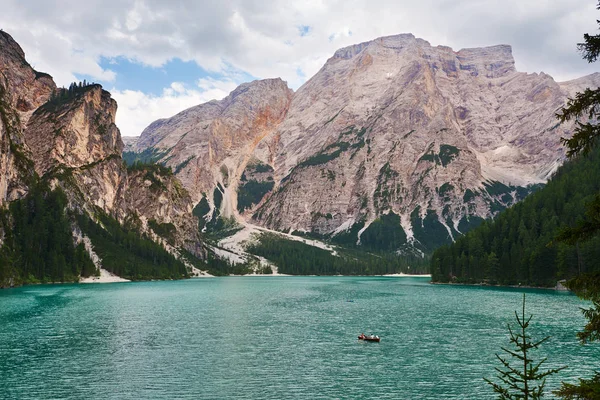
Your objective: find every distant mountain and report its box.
[132,33,600,254]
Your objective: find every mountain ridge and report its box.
[132,33,600,255]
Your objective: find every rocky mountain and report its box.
[133,34,600,254]
[0,31,205,285]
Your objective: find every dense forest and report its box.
[246,233,428,275]
[431,146,600,286]
[0,182,97,286]
[76,211,190,281]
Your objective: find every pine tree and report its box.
[552,3,600,398]
[485,294,566,399]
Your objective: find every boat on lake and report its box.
[358,333,380,342]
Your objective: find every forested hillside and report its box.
[430,147,600,286]
[246,233,429,275]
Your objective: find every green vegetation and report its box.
[373,163,401,211]
[431,146,600,286]
[297,141,351,167]
[438,145,460,167]
[148,219,176,242]
[411,208,453,252]
[193,196,211,231]
[552,11,600,397]
[127,161,173,191]
[246,233,426,275]
[0,182,96,286]
[485,294,566,399]
[122,147,170,166]
[180,248,254,276]
[237,179,274,212]
[76,212,189,280]
[174,156,195,174]
[360,212,407,251]
[194,188,243,240]
[418,143,460,167]
[40,81,99,112]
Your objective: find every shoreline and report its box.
[2,273,432,289]
[429,281,570,292]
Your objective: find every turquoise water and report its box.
[0,277,598,399]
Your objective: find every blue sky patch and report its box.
[75,57,255,95]
[298,25,312,37]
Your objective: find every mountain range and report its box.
[0,29,598,284]
[126,33,599,257]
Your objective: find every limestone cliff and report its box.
[134,33,600,253]
[132,78,292,222]
[0,30,55,205]
[0,31,203,276]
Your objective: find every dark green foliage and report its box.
[431,146,600,286]
[411,208,453,252]
[438,145,460,167]
[419,144,460,167]
[148,219,176,242]
[360,212,407,251]
[555,373,600,399]
[237,179,274,212]
[193,197,210,230]
[246,233,426,275]
[122,148,169,166]
[330,221,366,247]
[174,156,195,174]
[76,212,189,280]
[485,294,566,399]
[252,162,274,173]
[0,182,96,286]
[438,183,454,200]
[297,141,351,167]
[458,215,485,233]
[127,160,173,176]
[40,81,99,112]
[127,161,173,191]
[179,247,253,276]
[553,10,600,397]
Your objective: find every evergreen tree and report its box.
[553,3,600,398]
[485,294,566,399]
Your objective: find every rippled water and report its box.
[0,277,598,399]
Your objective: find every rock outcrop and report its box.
[0,30,55,205]
[134,33,600,253]
[0,30,202,270]
[133,78,292,220]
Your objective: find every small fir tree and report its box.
[485,294,566,399]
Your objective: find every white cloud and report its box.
[112,79,239,137]
[1,0,598,135]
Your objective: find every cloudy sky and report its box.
[2,0,598,136]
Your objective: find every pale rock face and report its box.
[121,136,139,152]
[25,86,123,177]
[134,78,293,217]
[134,33,600,251]
[0,31,55,206]
[0,30,203,262]
[254,34,598,248]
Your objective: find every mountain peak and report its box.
[456,44,515,77]
[332,33,420,60]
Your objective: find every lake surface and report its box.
[1,277,598,399]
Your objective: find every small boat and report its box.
[358,333,380,342]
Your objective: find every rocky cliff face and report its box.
[0,31,202,271]
[130,34,600,253]
[0,31,55,205]
[133,78,292,221]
